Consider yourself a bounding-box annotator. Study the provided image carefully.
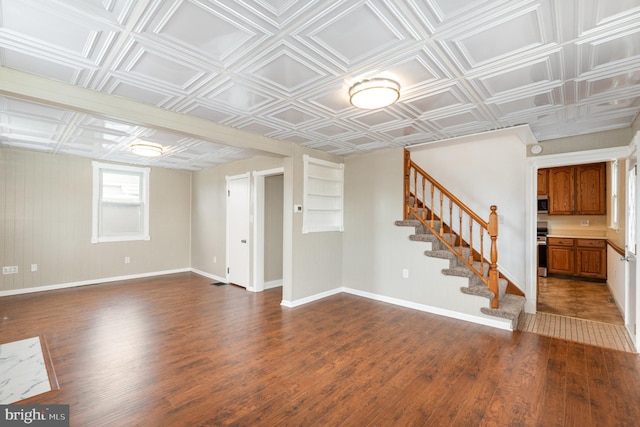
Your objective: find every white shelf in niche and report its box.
[303,155,344,234]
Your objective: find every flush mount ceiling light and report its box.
[349,78,400,109]
[130,142,163,157]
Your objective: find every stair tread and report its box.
[480,294,526,329]
[396,218,524,331]
[461,284,494,299]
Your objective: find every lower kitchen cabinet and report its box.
[547,238,575,275]
[547,237,607,280]
[576,239,607,279]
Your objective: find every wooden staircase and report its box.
[399,149,525,329]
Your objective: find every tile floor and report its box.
[537,276,624,324]
[527,276,635,352]
[0,336,51,404]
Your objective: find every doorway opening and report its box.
[253,168,284,295]
[528,144,634,333]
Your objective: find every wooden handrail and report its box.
[403,149,500,309]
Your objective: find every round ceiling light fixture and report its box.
[130,142,163,157]
[349,78,400,109]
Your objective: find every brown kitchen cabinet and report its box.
[547,237,607,280]
[576,239,607,279]
[576,163,606,214]
[537,168,548,196]
[548,167,574,214]
[547,162,606,215]
[547,237,575,275]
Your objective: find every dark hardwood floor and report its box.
[537,276,624,324]
[2,272,640,426]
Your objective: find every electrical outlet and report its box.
[580,220,590,227]
[31,264,38,272]
[402,269,409,279]
[2,266,18,275]
[214,256,217,264]
[124,256,131,264]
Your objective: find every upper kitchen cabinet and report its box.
[547,163,606,215]
[576,163,606,215]
[548,166,574,214]
[537,168,548,196]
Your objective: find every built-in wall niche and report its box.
[302,155,344,234]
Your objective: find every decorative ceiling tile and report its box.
[269,106,320,126]
[178,102,237,124]
[577,26,640,74]
[298,1,418,69]
[1,0,640,169]
[471,52,562,99]
[349,109,402,128]
[577,69,640,100]
[244,45,330,93]
[140,0,268,67]
[307,85,351,113]
[439,2,556,71]
[429,108,492,132]
[102,77,178,107]
[405,84,472,116]
[487,86,565,119]
[0,49,87,85]
[308,122,354,138]
[201,78,276,113]
[111,42,211,92]
[579,0,640,35]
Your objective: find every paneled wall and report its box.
[0,148,191,293]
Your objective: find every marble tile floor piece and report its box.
[0,337,51,404]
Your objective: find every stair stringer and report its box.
[396,219,525,330]
[389,220,516,330]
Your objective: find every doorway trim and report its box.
[252,167,285,293]
[525,145,633,313]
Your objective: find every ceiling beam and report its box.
[0,66,293,158]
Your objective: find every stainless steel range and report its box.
[537,221,548,277]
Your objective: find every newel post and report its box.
[488,205,499,309]
[403,149,411,220]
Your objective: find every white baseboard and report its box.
[264,279,283,290]
[279,285,512,331]
[190,268,227,283]
[0,268,191,297]
[342,287,513,331]
[281,287,342,308]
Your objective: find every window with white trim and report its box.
[302,155,344,233]
[611,160,619,229]
[92,162,150,243]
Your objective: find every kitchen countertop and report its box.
[547,234,608,239]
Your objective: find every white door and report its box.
[227,174,250,287]
[625,161,637,346]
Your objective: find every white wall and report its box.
[342,147,513,328]
[409,133,528,288]
[191,156,284,279]
[608,245,626,315]
[191,146,344,304]
[287,145,344,302]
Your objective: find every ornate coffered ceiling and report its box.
[1,0,639,170]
